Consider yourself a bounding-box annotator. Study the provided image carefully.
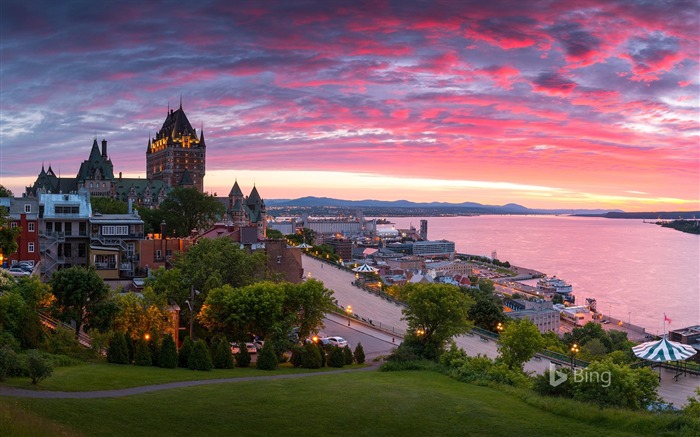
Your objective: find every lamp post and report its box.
[570,343,579,370]
[496,322,504,335]
[185,286,199,339]
[346,305,352,326]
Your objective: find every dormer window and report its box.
[24,204,31,213]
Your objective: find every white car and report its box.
[325,336,348,348]
[230,342,258,354]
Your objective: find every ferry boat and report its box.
[537,276,574,302]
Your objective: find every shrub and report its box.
[178,337,194,368]
[134,339,152,366]
[148,334,161,367]
[0,345,18,381]
[188,340,212,371]
[26,350,53,384]
[44,329,87,360]
[107,332,130,364]
[301,342,322,369]
[159,334,178,369]
[290,345,303,367]
[235,342,251,368]
[256,340,278,371]
[343,345,354,365]
[328,346,345,368]
[0,331,20,352]
[533,368,573,398]
[380,359,435,372]
[212,337,234,369]
[353,342,366,365]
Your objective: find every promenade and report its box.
[303,255,699,407]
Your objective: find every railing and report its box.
[332,305,405,337]
[37,312,92,348]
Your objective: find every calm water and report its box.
[385,215,700,333]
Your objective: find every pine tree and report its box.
[328,346,345,368]
[213,337,234,369]
[159,334,178,369]
[301,342,322,369]
[188,339,212,371]
[178,337,194,368]
[148,333,160,367]
[353,342,366,364]
[107,332,129,364]
[125,332,135,363]
[343,345,354,365]
[134,339,152,366]
[290,345,304,368]
[256,341,278,370]
[235,342,251,368]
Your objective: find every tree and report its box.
[497,318,544,370]
[0,185,12,197]
[465,287,505,331]
[91,197,128,214]
[159,334,178,369]
[0,207,21,259]
[400,283,474,357]
[328,346,345,368]
[26,350,53,384]
[353,343,366,365]
[112,291,172,340]
[188,339,212,371]
[178,337,194,368]
[49,266,114,337]
[235,342,251,368]
[0,346,18,381]
[301,342,323,369]
[256,341,278,370]
[158,187,225,237]
[282,279,335,340]
[683,387,700,418]
[134,339,152,366]
[343,345,354,365]
[212,336,234,369]
[107,332,130,364]
[266,229,285,239]
[286,228,315,246]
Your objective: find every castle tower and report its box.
[146,101,206,192]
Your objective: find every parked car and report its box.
[14,263,33,273]
[230,342,258,354]
[8,267,30,276]
[325,336,348,348]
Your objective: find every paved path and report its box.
[304,255,700,406]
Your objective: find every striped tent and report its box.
[352,263,378,273]
[632,338,697,362]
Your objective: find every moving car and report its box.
[324,336,348,348]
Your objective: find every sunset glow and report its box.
[0,1,698,211]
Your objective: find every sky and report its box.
[0,0,698,211]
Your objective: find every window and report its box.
[28,222,35,232]
[10,222,17,228]
[28,242,34,253]
[102,225,128,236]
[78,243,86,257]
[24,204,31,213]
[277,256,282,264]
[64,243,72,257]
[65,222,72,235]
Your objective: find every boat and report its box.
[537,276,574,302]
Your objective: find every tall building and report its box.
[419,219,428,240]
[147,102,206,193]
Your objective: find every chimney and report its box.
[101,139,108,158]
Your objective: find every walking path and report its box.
[304,255,699,406]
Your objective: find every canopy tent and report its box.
[297,243,312,248]
[632,338,697,362]
[352,263,378,273]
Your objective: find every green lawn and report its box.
[2,366,695,437]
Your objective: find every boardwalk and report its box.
[304,255,699,407]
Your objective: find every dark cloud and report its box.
[548,22,601,59]
[532,72,577,94]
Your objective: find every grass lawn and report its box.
[1,360,357,391]
[2,366,695,437]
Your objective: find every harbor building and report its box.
[412,240,456,257]
[504,299,560,333]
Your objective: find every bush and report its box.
[256,340,278,371]
[0,331,20,352]
[44,329,87,360]
[235,342,251,368]
[301,342,323,369]
[343,346,354,365]
[125,333,135,363]
[26,349,53,384]
[290,345,304,368]
[0,345,18,381]
[107,332,130,365]
[178,337,194,368]
[212,337,234,369]
[188,340,212,371]
[159,334,178,369]
[353,342,366,365]
[134,339,152,366]
[533,368,573,398]
[148,334,161,367]
[328,346,345,368]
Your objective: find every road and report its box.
[304,255,699,406]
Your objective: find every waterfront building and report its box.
[554,304,593,326]
[505,299,560,333]
[38,191,92,277]
[412,239,456,258]
[425,259,472,276]
[0,197,40,268]
[419,219,428,240]
[668,326,700,363]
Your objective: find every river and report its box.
[383,215,699,334]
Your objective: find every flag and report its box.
[664,313,672,324]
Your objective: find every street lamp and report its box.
[346,305,352,326]
[570,343,579,370]
[496,322,504,334]
[185,286,199,339]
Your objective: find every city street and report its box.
[304,255,699,406]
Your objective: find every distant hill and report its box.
[264,196,623,215]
